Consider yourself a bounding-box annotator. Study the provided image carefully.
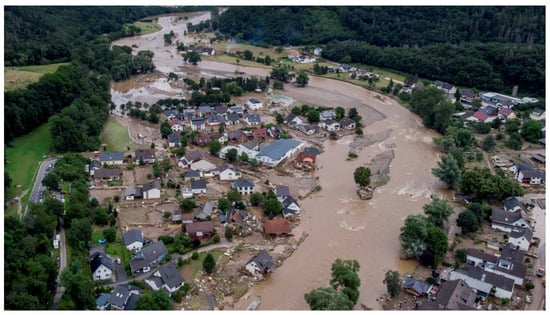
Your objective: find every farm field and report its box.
[4,62,69,91]
[99,116,149,152]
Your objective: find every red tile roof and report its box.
[263,218,291,235]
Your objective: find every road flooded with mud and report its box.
[110,12,447,310]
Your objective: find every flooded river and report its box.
[110,11,447,310]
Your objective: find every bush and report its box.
[213,234,221,243]
[191,252,199,260]
[525,282,535,291]
[225,227,234,241]
[158,235,175,244]
[177,257,184,268]
[426,276,437,285]
[501,297,510,305]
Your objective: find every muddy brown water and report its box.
[111,12,448,310]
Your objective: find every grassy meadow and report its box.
[4,62,69,91]
[99,116,148,152]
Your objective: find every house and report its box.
[191,118,206,131]
[273,185,290,201]
[214,105,228,116]
[183,221,214,240]
[226,112,241,125]
[167,132,181,148]
[96,293,112,310]
[263,217,291,236]
[178,150,203,168]
[402,276,432,297]
[498,108,516,120]
[503,197,527,212]
[231,178,254,194]
[171,123,184,132]
[207,114,227,126]
[110,284,141,310]
[244,114,261,126]
[228,130,249,143]
[479,105,499,117]
[190,46,215,56]
[466,111,490,123]
[172,210,183,223]
[210,132,227,144]
[199,106,213,117]
[296,152,316,165]
[466,245,526,286]
[93,168,122,181]
[509,162,533,175]
[145,262,185,297]
[418,279,477,310]
[246,98,263,110]
[459,89,479,104]
[224,207,247,225]
[195,201,214,221]
[491,208,531,232]
[323,119,340,131]
[130,241,168,274]
[531,154,545,165]
[135,149,156,164]
[125,186,143,200]
[412,82,425,90]
[282,196,300,218]
[163,109,182,120]
[88,159,101,176]
[433,80,457,95]
[241,140,261,151]
[255,139,303,167]
[267,126,282,138]
[450,265,515,299]
[245,251,275,278]
[314,47,323,56]
[298,124,317,135]
[480,92,520,108]
[123,229,144,251]
[190,179,207,195]
[90,252,114,281]
[218,164,241,181]
[100,152,124,165]
[252,128,268,139]
[304,147,319,155]
[529,108,545,121]
[143,180,161,199]
[339,117,356,130]
[228,106,244,116]
[284,113,305,125]
[516,168,545,185]
[508,227,533,251]
[190,159,217,173]
[182,108,197,120]
[320,110,337,121]
[192,133,211,146]
[184,170,202,181]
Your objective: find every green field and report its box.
[133,20,162,35]
[4,123,52,216]
[4,63,69,91]
[100,116,148,152]
[180,250,222,280]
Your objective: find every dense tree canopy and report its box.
[383,270,401,297]
[423,199,454,228]
[353,166,372,188]
[432,154,461,189]
[135,290,173,310]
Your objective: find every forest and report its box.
[216,6,545,96]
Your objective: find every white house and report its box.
[144,262,184,297]
[508,227,533,251]
[491,208,531,233]
[181,186,193,199]
[450,266,514,300]
[90,252,114,281]
[123,229,144,251]
[190,159,217,173]
[100,152,124,165]
[231,179,254,194]
[320,110,337,121]
[244,114,261,126]
[516,168,545,185]
[282,196,300,218]
[171,124,184,132]
[466,246,526,286]
[323,119,341,131]
[218,164,241,181]
[255,139,303,167]
[143,181,161,199]
[246,98,263,110]
[529,108,545,121]
[190,179,207,195]
[245,251,275,278]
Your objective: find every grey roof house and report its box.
[110,284,141,310]
[245,251,275,278]
[130,241,169,274]
[145,262,185,297]
[123,229,144,251]
[231,178,255,194]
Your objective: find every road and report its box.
[52,218,67,309]
[24,156,57,217]
[523,193,546,310]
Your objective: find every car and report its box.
[536,267,545,277]
[116,258,121,265]
[142,266,151,272]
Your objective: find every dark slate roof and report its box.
[532,107,545,115]
[455,265,515,292]
[94,168,122,178]
[90,252,113,273]
[256,139,302,161]
[195,201,214,220]
[419,279,477,310]
[479,105,498,116]
[503,197,526,212]
[110,284,140,310]
[500,243,526,263]
[143,180,161,192]
[192,118,205,125]
[167,132,181,144]
[509,227,533,241]
[246,251,275,273]
[248,98,262,104]
[96,293,111,309]
[491,208,529,225]
[231,178,254,189]
[339,117,355,127]
[135,149,155,160]
[515,163,534,172]
[466,248,497,264]
[227,112,240,122]
[130,241,168,272]
[303,147,319,155]
[282,195,299,208]
[520,168,545,180]
[433,80,455,91]
[274,186,290,198]
[123,230,143,246]
[199,106,213,114]
[155,262,185,289]
[124,291,140,310]
[190,179,207,190]
[185,150,203,162]
[245,114,261,123]
[229,106,244,114]
[215,106,228,114]
[207,114,227,124]
[403,276,431,294]
[125,186,143,198]
[184,170,202,179]
[100,152,124,162]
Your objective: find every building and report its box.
[508,227,533,251]
[320,110,337,121]
[418,279,477,310]
[433,80,457,95]
[218,164,241,181]
[109,284,141,310]
[93,168,122,182]
[142,180,161,199]
[503,197,527,212]
[466,246,527,286]
[255,139,303,167]
[135,149,156,164]
[231,178,254,194]
[244,113,261,126]
[450,265,515,299]
[144,262,185,297]
[246,98,263,110]
[178,150,203,168]
[339,117,356,130]
[129,241,169,274]
[245,251,275,278]
[190,179,207,195]
[491,208,531,232]
[402,276,432,297]
[125,186,143,200]
[90,252,114,281]
[167,132,181,147]
[480,92,521,108]
[123,229,144,251]
[263,217,291,236]
[282,196,300,218]
[529,108,545,121]
[100,152,124,165]
[195,201,214,221]
[191,118,206,131]
[183,221,214,240]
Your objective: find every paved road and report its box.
[25,157,57,216]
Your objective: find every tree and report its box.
[275,112,284,124]
[225,226,234,241]
[423,199,454,228]
[226,148,238,162]
[217,198,230,213]
[296,69,309,87]
[263,198,283,218]
[270,64,292,82]
[250,192,264,206]
[383,270,401,297]
[353,166,371,188]
[239,151,249,163]
[243,49,253,60]
[203,252,216,273]
[184,51,201,65]
[209,140,222,155]
[432,154,460,189]
[505,132,523,150]
[136,290,173,310]
[335,107,345,120]
[180,198,196,213]
[348,108,359,120]
[304,287,354,310]
[68,217,92,249]
[330,259,361,305]
[457,210,480,234]
[42,172,60,191]
[60,259,96,309]
[521,120,542,143]
[425,226,448,267]
[103,227,116,243]
[399,214,430,259]
[481,134,496,152]
[307,110,320,123]
[226,189,241,202]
